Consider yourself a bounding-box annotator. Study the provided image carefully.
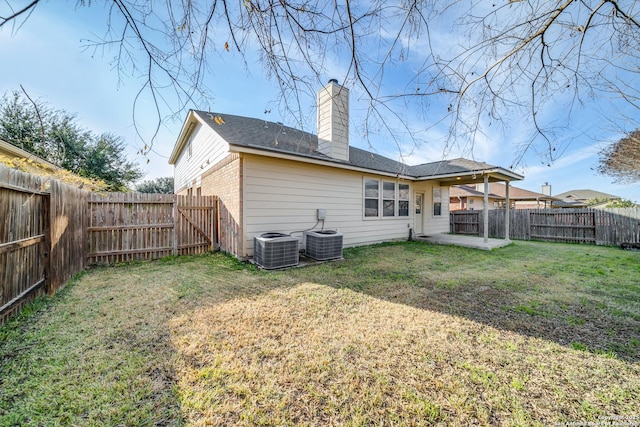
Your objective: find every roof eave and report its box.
[230,144,525,183]
[169,110,200,165]
[229,144,415,179]
[414,168,524,184]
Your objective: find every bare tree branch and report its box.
[2,0,640,168]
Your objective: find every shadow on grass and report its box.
[285,240,640,363]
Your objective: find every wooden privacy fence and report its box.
[1,165,217,324]
[449,211,480,235]
[1,167,86,324]
[451,208,640,246]
[87,193,217,264]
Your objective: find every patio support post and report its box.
[505,181,511,243]
[483,174,489,243]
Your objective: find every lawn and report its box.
[1,240,639,426]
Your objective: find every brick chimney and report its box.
[317,79,349,161]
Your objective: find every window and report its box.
[398,184,409,216]
[364,179,410,218]
[433,202,442,216]
[433,187,442,216]
[382,181,395,217]
[184,122,200,160]
[364,179,379,217]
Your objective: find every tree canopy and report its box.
[135,177,174,194]
[0,90,143,191]
[2,1,639,167]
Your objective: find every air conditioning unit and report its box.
[304,230,343,260]
[253,232,299,269]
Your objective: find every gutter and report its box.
[413,168,524,182]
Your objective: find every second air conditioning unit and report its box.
[304,230,343,260]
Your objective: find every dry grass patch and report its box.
[1,241,639,426]
[170,282,638,426]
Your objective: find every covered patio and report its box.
[414,159,524,247]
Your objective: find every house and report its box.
[450,182,554,210]
[0,138,60,174]
[0,138,105,191]
[552,189,621,208]
[169,81,523,259]
[449,184,501,211]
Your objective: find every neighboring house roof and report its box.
[450,183,554,201]
[0,139,60,172]
[0,138,107,191]
[170,110,524,184]
[552,199,589,208]
[553,189,621,201]
[486,182,555,201]
[449,185,502,199]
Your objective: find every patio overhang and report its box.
[415,168,523,186]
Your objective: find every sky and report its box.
[0,1,638,202]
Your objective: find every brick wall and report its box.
[200,153,243,257]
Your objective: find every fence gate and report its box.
[175,195,217,256]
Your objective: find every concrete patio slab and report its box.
[416,234,512,250]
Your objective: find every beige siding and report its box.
[173,121,230,192]
[242,155,413,258]
[413,183,450,235]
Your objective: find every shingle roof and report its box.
[450,183,555,201]
[552,199,588,208]
[449,185,502,199]
[195,111,323,159]
[487,182,554,200]
[553,189,620,201]
[408,158,498,177]
[192,110,520,179]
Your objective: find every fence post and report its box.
[211,196,218,251]
[43,192,52,294]
[172,194,179,256]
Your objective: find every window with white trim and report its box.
[364,179,379,217]
[398,184,410,216]
[363,179,410,218]
[382,181,395,217]
[433,187,442,216]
